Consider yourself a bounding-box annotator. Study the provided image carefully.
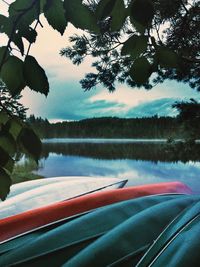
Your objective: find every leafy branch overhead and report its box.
[2,0,199,96]
[61,0,200,91]
[0,107,42,200]
[0,0,100,200]
[0,0,199,200]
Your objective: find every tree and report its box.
[173,99,200,139]
[61,0,200,91]
[0,80,27,120]
[0,0,199,199]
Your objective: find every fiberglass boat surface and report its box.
[0,177,127,219]
[0,181,191,243]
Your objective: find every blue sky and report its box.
[1,2,200,122]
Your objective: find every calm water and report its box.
[35,138,200,194]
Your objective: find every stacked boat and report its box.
[0,176,199,267]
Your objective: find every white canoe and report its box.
[7,176,101,199]
[0,177,127,219]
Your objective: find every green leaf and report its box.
[12,33,24,55]
[0,16,24,55]
[0,5,37,45]
[110,0,126,31]
[5,2,38,47]
[95,0,126,31]
[130,19,145,34]
[64,0,99,33]
[0,167,12,201]
[0,132,16,156]
[0,56,25,96]
[18,127,42,160]
[96,0,116,20]
[157,46,180,68]
[129,57,152,85]
[4,157,14,174]
[44,0,67,35]
[0,147,11,168]
[40,0,48,12]
[8,1,40,52]
[0,111,9,125]
[121,35,148,59]
[0,147,14,173]
[23,56,49,96]
[6,118,23,140]
[9,0,40,28]
[19,27,37,43]
[0,14,7,32]
[0,46,10,66]
[130,0,154,28]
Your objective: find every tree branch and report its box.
[180,0,189,14]
[0,0,39,71]
[26,19,40,56]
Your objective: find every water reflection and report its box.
[35,141,200,194]
[41,142,200,163]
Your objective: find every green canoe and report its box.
[136,200,200,267]
[0,194,198,267]
[63,195,199,267]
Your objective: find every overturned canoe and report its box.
[0,177,127,219]
[0,181,191,243]
[0,194,198,267]
[136,200,200,267]
[0,194,181,256]
[6,176,126,199]
[6,177,87,199]
[62,196,200,267]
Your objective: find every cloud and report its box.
[21,78,200,121]
[21,81,125,121]
[46,98,126,121]
[126,98,178,117]
[21,81,95,120]
[90,81,200,108]
[84,100,126,115]
[29,19,94,81]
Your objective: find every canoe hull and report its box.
[0,177,127,219]
[0,181,191,243]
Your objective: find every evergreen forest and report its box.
[28,115,184,139]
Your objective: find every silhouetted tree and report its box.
[173,99,200,139]
[0,80,27,120]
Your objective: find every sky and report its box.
[1,1,200,122]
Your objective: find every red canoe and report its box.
[0,181,191,243]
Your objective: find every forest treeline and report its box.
[27,115,184,139]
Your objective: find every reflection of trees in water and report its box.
[41,142,200,163]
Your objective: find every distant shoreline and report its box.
[31,116,184,140]
[42,138,200,144]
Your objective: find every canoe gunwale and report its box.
[136,213,200,267]
[6,232,109,267]
[108,243,151,267]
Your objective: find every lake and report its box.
[34,138,200,194]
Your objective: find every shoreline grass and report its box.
[11,159,44,184]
